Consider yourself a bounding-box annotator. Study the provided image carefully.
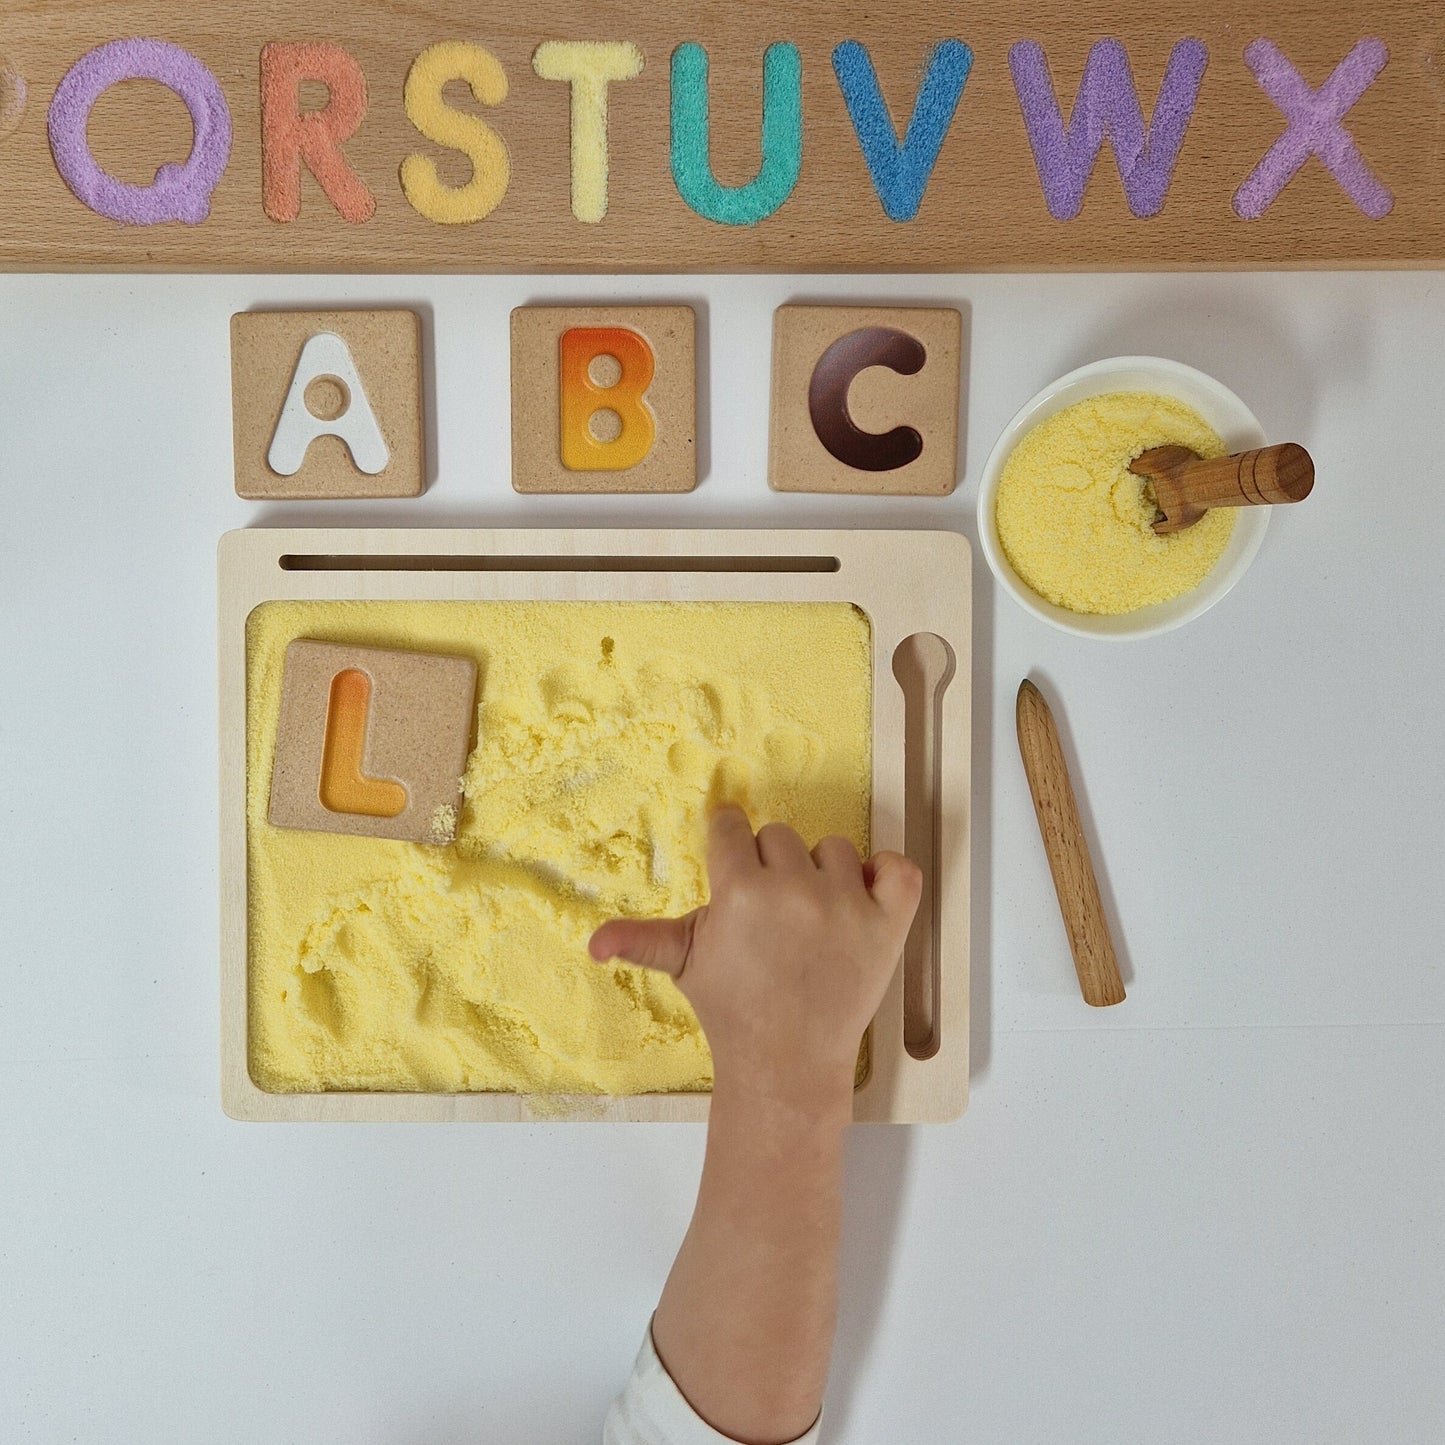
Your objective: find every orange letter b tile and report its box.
[511,305,696,493]
[559,326,657,471]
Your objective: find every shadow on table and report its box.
[1063,280,1335,441]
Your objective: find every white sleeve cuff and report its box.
[604,1323,823,1445]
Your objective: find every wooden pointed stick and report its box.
[1016,680,1126,1008]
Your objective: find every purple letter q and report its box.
[48,38,231,225]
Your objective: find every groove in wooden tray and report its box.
[278,554,843,574]
[894,633,957,1061]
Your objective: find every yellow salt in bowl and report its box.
[978,358,1270,640]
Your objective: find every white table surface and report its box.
[2,271,1442,1443]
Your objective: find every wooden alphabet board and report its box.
[218,528,972,1123]
[0,3,1439,271]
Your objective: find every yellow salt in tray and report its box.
[245,597,872,1097]
[218,529,972,1123]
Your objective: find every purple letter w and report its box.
[1009,38,1208,220]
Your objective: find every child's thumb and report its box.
[588,911,700,980]
[864,851,924,921]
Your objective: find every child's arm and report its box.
[591,805,922,1445]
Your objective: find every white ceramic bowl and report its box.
[976,357,1270,640]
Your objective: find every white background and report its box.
[2,271,1442,1442]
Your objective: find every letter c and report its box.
[807,327,927,472]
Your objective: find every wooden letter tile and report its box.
[510,305,696,493]
[268,640,476,844]
[769,305,962,495]
[231,309,424,499]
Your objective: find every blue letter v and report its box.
[833,39,973,222]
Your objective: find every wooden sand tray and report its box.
[219,528,972,1123]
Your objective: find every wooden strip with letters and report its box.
[0,1,1438,270]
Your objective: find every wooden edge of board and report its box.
[218,528,971,1123]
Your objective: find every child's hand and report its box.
[588,805,922,1110]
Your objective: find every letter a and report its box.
[268,333,389,476]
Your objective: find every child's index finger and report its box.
[705,803,759,883]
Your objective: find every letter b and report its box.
[559,327,657,471]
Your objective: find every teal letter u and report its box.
[670,42,802,225]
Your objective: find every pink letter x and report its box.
[1233,38,1393,220]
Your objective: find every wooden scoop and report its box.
[1129,442,1314,533]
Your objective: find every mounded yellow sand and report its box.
[246,600,872,1095]
[996,391,1235,615]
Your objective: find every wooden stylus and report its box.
[1016,680,1126,1008]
